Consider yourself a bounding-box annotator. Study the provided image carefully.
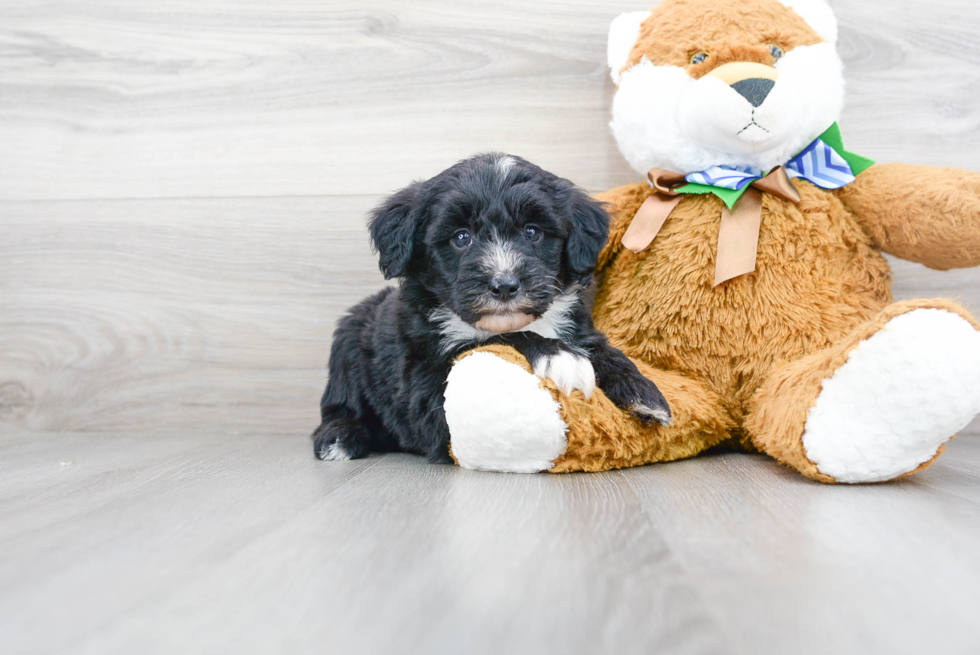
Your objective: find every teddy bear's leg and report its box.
[444,345,734,473]
[746,299,980,483]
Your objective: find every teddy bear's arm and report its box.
[835,163,980,270]
[595,182,653,273]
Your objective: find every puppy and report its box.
[313,153,670,464]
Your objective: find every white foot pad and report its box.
[444,352,568,473]
[803,309,980,483]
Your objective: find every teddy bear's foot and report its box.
[802,307,980,483]
[444,348,568,473]
[749,301,980,483]
[446,345,737,474]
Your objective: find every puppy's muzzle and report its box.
[489,273,521,302]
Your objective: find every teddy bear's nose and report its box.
[731,78,776,108]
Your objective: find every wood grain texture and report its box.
[2,431,980,654]
[2,198,979,435]
[0,196,386,434]
[0,0,978,201]
[1,0,979,434]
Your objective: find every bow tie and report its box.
[622,123,875,286]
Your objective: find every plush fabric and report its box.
[622,0,823,76]
[610,0,844,175]
[746,300,980,482]
[837,163,980,270]
[593,178,893,435]
[443,0,980,483]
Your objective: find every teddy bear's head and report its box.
[608,0,844,176]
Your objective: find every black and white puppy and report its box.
[313,153,670,463]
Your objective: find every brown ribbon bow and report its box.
[621,167,801,286]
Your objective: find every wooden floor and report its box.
[3,432,980,654]
[3,0,980,652]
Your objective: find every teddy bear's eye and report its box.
[690,52,709,66]
[769,44,784,60]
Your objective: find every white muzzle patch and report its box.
[482,239,521,276]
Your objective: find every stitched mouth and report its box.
[737,110,770,136]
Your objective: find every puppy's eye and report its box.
[769,44,784,61]
[690,52,708,66]
[524,225,543,243]
[452,230,472,249]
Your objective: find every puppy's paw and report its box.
[532,351,596,399]
[312,418,370,461]
[604,374,672,426]
[629,400,672,426]
[628,378,672,426]
[316,440,351,461]
[427,448,455,465]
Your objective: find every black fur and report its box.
[313,153,670,463]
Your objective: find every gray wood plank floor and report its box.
[3,0,980,653]
[3,432,980,655]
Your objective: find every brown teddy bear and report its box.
[441,0,980,483]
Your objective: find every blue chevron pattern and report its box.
[685,165,763,190]
[785,138,856,189]
[682,137,857,194]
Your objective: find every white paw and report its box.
[444,352,568,473]
[803,309,980,483]
[532,351,596,400]
[318,442,351,461]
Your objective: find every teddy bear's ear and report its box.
[607,11,651,84]
[776,0,838,44]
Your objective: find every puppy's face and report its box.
[421,157,574,331]
[369,154,608,332]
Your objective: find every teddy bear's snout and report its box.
[706,61,780,107]
[731,78,776,107]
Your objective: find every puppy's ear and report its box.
[564,190,610,287]
[368,183,424,279]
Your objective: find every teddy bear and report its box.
[440,0,980,483]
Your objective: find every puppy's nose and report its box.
[731,78,776,107]
[489,274,521,301]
